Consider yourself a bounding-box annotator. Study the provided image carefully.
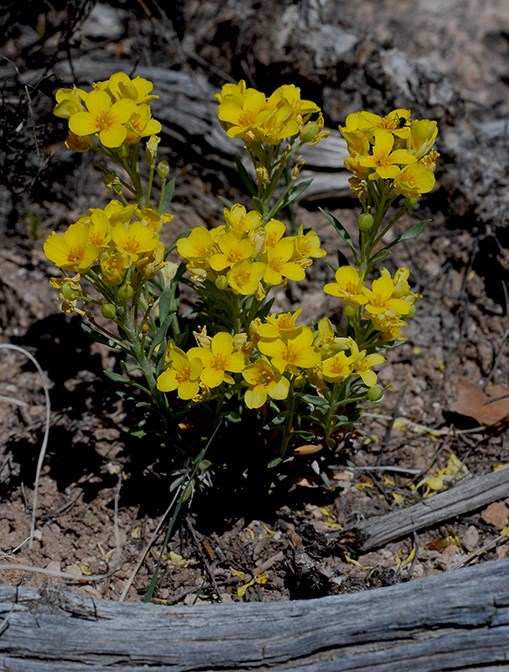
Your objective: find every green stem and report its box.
[279,378,296,458]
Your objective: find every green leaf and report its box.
[319,207,358,259]
[104,370,131,385]
[148,313,174,359]
[159,177,176,213]
[370,218,431,265]
[399,218,431,242]
[216,195,234,209]
[81,323,123,350]
[267,457,283,469]
[280,178,313,209]
[235,156,257,196]
[158,285,177,323]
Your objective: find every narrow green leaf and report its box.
[280,178,314,209]
[159,177,176,213]
[235,156,257,196]
[319,207,358,257]
[104,370,131,385]
[371,218,431,265]
[399,218,431,242]
[81,323,123,350]
[267,457,283,469]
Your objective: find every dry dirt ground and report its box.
[0,0,508,605]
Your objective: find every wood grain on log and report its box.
[1,557,508,671]
[357,465,509,552]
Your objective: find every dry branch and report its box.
[356,465,509,552]
[1,557,508,671]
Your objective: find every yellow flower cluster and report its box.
[54,72,162,150]
[43,200,174,287]
[216,80,327,146]
[176,204,326,298]
[324,265,420,340]
[340,109,439,197]
[157,312,385,408]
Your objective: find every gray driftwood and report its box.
[357,465,509,552]
[1,558,508,671]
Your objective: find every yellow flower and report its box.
[218,86,271,143]
[53,86,87,119]
[156,346,203,400]
[263,238,305,285]
[176,226,214,261]
[227,260,266,296]
[263,219,286,249]
[100,72,158,105]
[359,128,416,180]
[209,233,255,271]
[256,105,300,144]
[258,327,320,374]
[255,309,303,341]
[314,317,350,358]
[100,251,130,286]
[242,358,290,409]
[224,204,263,238]
[87,210,111,247]
[371,312,408,341]
[348,339,385,387]
[103,201,137,224]
[69,90,136,148]
[136,208,173,234]
[362,275,410,316]
[408,119,438,159]
[188,332,245,388]
[111,221,159,262]
[64,132,94,153]
[124,104,162,143]
[360,109,412,139]
[268,84,321,117]
[320,351,354,383]
[323,266,367,306]
[292,225,326,265]
[44,221,99,273]
[393,163,435,198]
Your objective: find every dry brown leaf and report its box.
[481,502,509,530]
[451,379,509,427]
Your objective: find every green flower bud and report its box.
[101,303,117,319]
[300,121,320,144]
[118,283,134,302]
[358,213,374,231]
[367,385,383,401]
[61,282,80,301]
[157,160,170,180]
[404,197,419,209]
[215,275,228,290]
[407,304,417,319]
[344,304,357,318]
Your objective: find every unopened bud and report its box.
[300,121,320,144]
[358,213,374,231]
[255,164,270,187]
[101,303,117,319]
[404,197,419,209]
[156,160,170,180]
[215,275,228,290]
[118,283,134,302]
[367,385,383,402]
[407,304,417,319]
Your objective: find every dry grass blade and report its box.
[0,343,50,549]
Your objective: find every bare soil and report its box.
[0,0,508,605]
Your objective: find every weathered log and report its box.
[1,557,508,671]
[357,465,509,552]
